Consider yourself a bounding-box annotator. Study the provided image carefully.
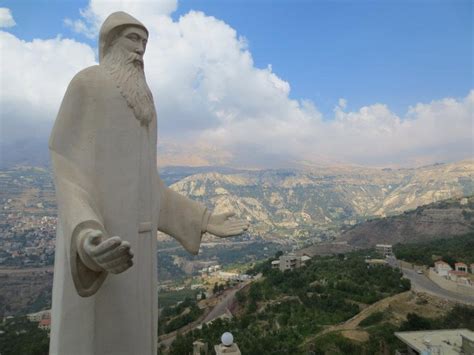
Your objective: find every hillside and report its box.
[166,251,474,354]
[1,160,473,243]
[340,195,474,248]
[169,160,474,239]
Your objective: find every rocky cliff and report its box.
[168,160,474,239]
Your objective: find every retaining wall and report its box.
[428,269,474,297]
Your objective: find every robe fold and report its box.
[49,65,206,355]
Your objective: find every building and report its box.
[217,271,239,281]
[279,254,301,271]
[395,329,474,355]
[193,340,208,355]
[375,244,393,257]
[27,310,51,322]
[455,262,468,273]
[271,260,280,269]
[434,260,452,276]
[365,259,388,267]
[38,318,51,332]
[471,264,474,274]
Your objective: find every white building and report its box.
[193,340,208,355]
[455,262,468,273]
[27,310,51,323]
[218,271,239,280]
[301,255,311,265]
[434,260,452,276]
[395,329,474,355]
[279,254,301,271]
[375,244,393,257]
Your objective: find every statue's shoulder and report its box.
[69,65,108,90]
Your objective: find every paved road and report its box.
[203,281,249,323]
[387,258,474,305]
[401,268,474,305]
[158,281,251,348]
[0,266,53,274]
[158,241,255,253]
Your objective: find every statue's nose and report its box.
[135,47,144,55]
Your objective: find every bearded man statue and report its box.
[48,12,248,355]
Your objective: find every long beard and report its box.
[101,46,156,127]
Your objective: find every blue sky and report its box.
[4,0,471,117]
[1,0,472,167]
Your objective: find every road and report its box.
[158,280,251,348]
[387,258,474,305]
[157,241,256,253]
[203,281,250,323]
[0,266,53,274]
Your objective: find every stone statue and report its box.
[48,11,248,355]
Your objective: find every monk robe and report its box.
[49,56,207,355]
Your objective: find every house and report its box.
[38,318,51,332]
[279,254,301,271]
[455,262,468,273]
[27,310,51,323]
[375,244,393,257]
[395,329,474,355]
[193,340,208,355]
[301,255,311,265]
[434,260,452,276]
[271,260,280,269]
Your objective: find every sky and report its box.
[0,0,472,168]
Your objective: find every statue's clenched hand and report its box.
[206,212,249,238]
[77,229,134,274]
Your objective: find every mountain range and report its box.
[167,160,474,239]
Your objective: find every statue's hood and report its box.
[99,11,148,62]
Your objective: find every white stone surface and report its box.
[49,11,248,355]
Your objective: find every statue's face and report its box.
[114,26,148,63]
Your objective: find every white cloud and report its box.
[0,8,16,28]
[65,0,177,38]
[337,98,347,110]
[0,1,472,168]
[0,31,96,142]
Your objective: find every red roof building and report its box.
[455,262,468,272]
[38,318,51,331]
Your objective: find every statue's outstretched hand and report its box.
[78,229,134,274]
[206,212,249,238]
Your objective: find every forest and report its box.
[393,232,474,266]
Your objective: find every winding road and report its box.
[387,258,474,305]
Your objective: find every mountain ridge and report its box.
[168,160,474,239]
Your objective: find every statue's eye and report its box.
[126,34,139,42]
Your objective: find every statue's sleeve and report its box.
[156,176,210,255]
[49,70,108,297]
